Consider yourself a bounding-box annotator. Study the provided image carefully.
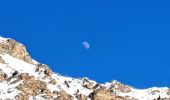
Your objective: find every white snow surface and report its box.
[0,36,8,44]
[0,36,8,41]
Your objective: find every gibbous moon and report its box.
[82,41,90,49]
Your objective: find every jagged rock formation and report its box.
[0,36,169,100]
[89,89,119,100]
[0,37,33,64]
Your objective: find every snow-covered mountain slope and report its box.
[0,36,169,100]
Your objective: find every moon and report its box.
[82,41,90,49]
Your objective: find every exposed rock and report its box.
[12,70,19,78]
[0,39,33,64]
[52,90,58,95]
[93,84,106,90]
[56,90,74,100]
[35,64,46,72]
[41,89,53,99]
[167,89,170,95]
[82,77,90,84]
[41,94,53,99]
[110,80,132,93]
[0,56,5,63]
[152,95,170,100]
[89,89,124,100]
[76,94,88,100]
[10,79,20,85]
[15,93,29,100]
[0,70,7,81]
[16,73,51,98]
[64,80,70,88]
[18,73,31,80]
[82,84,93,90]
[48,79,57,85]
[35,64,52,77]
[44,68,52,77]
[35,65,41,72]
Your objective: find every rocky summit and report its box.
[0,36,169,100]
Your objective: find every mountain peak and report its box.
[0,36,33,64]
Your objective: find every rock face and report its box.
[76,94,88,100]
[110,80,132,93]
[16,73,50,97]
[0,69,7,81]
[89,89,125,100]
[56,90,74,100]
[0,36,169,100]
[0,38,33,64]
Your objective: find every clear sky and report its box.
[0,0,170,88]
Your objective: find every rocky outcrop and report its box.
[35,64,52,77]
[89,89,121,100]
[44,68,52,77]
[76,94,88,100]
[0,69,7,81]
[15,93,29,100]
[110,80,132,93]
[56,90,74,100]
[0,56,5,63]
[16,73,52,99]
[48,79,57,85]
[0,39,33,64]
[82,78,94,90]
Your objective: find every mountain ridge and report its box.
[0,36,169,100]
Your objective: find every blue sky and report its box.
[0,0,170,88]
